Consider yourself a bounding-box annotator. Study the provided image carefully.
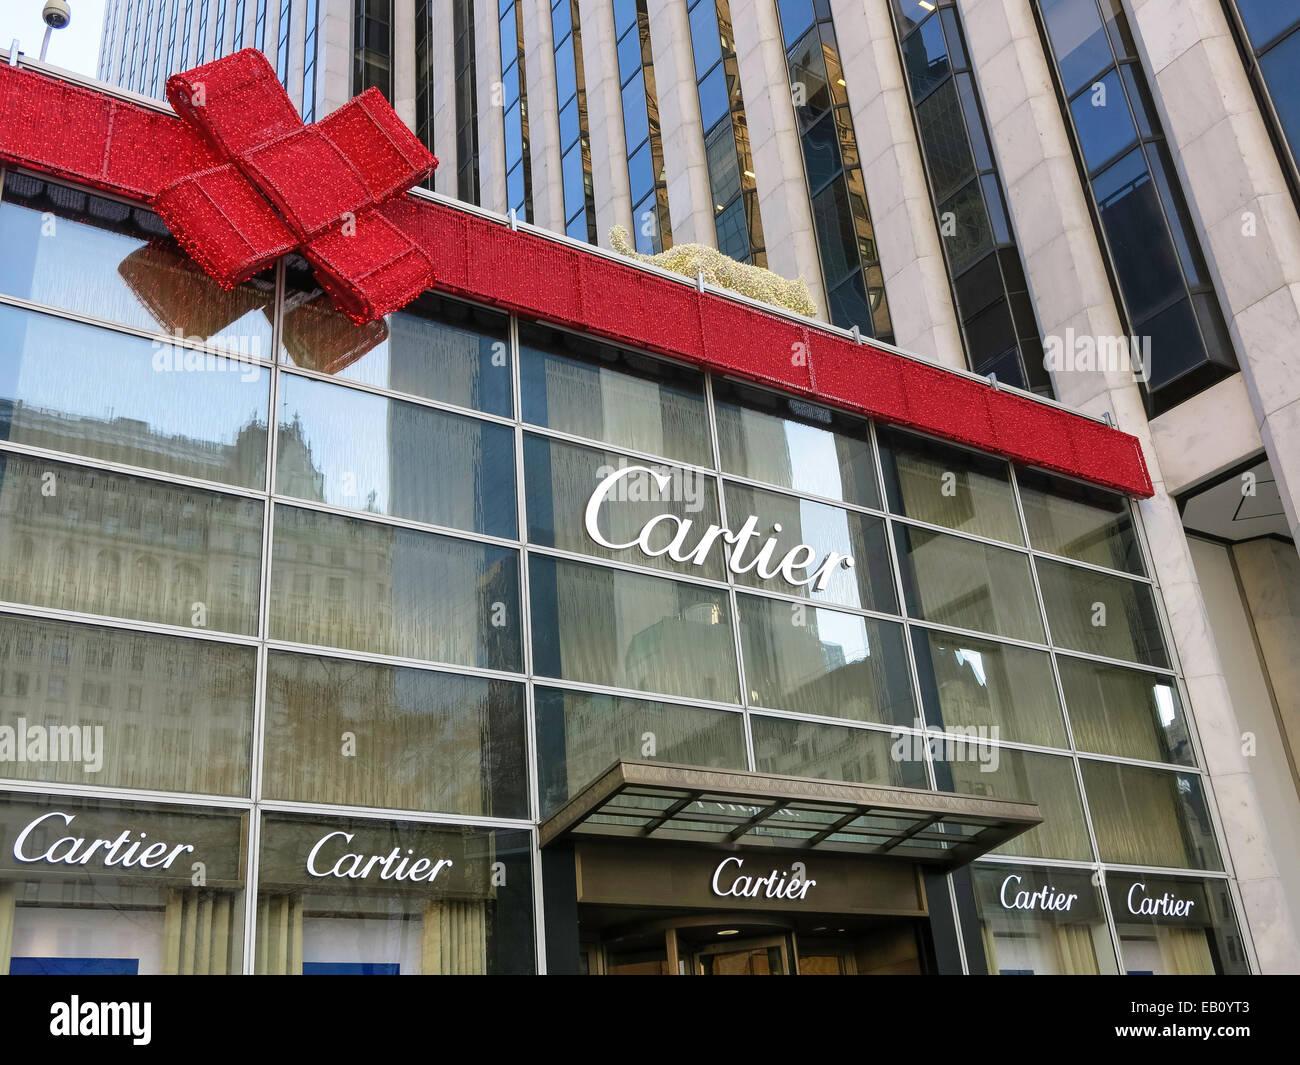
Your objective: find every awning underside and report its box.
[541,762,1042,871]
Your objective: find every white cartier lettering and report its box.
[710,856,816,900]
[998,873,1078,912]
[584,466,854,591]
[13,811,194,870]
[306,830,453,883]
[1126,882,1196,917]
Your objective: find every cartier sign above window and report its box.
[584,465,856,590]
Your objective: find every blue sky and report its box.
[0,0,108,77]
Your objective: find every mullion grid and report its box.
[0,165,1249,973]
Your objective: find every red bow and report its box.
[150,49,438,325]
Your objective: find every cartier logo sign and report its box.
[306,830,454,883]
[710,856,817,901]
[585,466,855,591]
[13,811,194,871]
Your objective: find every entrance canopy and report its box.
[541,761,1042,871]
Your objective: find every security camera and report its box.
[43,1,72,30]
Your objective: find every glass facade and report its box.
[1226,0,1300,196]
[454,0,482,203]
[1036,0,1236,414]
[0,169,1249,975]
[302,0,319,120]
[500,0,534,221]
[276,0,292,88]
[778,0,894,340]
[551,0,597,242]
[415,0,434,177]
[685,0,765,264]
[614,0,673,254]
[888,0,1050,393]
[353,0,393,101]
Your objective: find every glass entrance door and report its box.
[692,934,791,975]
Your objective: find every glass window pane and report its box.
[971,862,1119,974]
[0,304,269,489]
[524,432,725,580]
[723,482,897,612]
[777,0,815,45]
[627,142,654,202]
[622,72,650,149]
[1260,29,1300,168]
[613,0,637,35]
[256,813,534,973]
[1017,468,1143,573]
[617,22,641,81]
[1082,761,1222,869]
[1041,0,1114,95]
[1058,655,1192,765]
[901,13,950,101]
[501,57,519,109]
[270,504,521,671]
[894,525,1044,643]
[554,38,577,105]
[0,613,255,795]
[1070,68,1137,172]
[878,426,1022,545]
[535,686,748,815]
[697,64,729,131]
[561,144,586,219]
[811,179,862,285]
[802,111,841,191]
[551,0,572,52]
[1235,0,1299,47]
[0,453,262,634]
[706,121,743,207]
[1093,148,1188,323]
[690,0,723,79]
[751,714,928,788]
[0,175,275,352]
[939,179,994,273]
[713,380,879,508]
[519,322,711,466]
[917,79,973,202]
[529,555,739,703]
[789,29,831,130]
[938,747,1091,861]
[276,374,516,538]
[714,197,750,261]
[1035,558,1167,667]
[739,594,915,726]
[1,793,246,974]
[827,273,873,333]
[559,98,578,150]
[263,651,527,817]
[280,281,512,418]
[1108,873,1249,974]
[912,628,1067,748]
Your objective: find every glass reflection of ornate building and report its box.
[10,7,1300,970]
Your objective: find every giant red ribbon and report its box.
[151,49,438,324]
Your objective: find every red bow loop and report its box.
[150,48,439,324]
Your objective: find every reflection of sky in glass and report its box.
[0,305,268,446]
[0,200,272,347]
[812,607,871,663]
[1155,683,1176,728]
[955,647,987,686]
[780,420,847,500]
[279,374,392,513]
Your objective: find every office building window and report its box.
[887,0,1050,392]
[302,0,319,119]
[276,0,292,88]
[255,0,268,53]
[233,0,247,50]
[1036,0,1236,414]
[614,0,672,253]
[196,0,211,66]
[685,0,765,265]
[354,0,393,100]
[552,0,597,242]
[454,0,481,203]
[213,0,228,60]
[500,0,533,221]
[780,0,894,341]
[415,0,434,178]
[163,0,180,95]
[1225,1,1300,199]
